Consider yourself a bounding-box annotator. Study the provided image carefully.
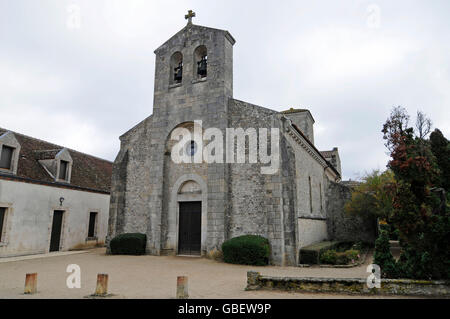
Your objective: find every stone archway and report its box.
[168,174,208,256]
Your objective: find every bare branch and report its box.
[415,111,432,139]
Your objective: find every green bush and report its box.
[300,250,319,264]
[222,235,270,266]
[373,230,398,278]
[380,223,399,240]
[299,241,339,264]
[335,252,350,265]
[320,249,360,265]
[345,249,360,263]
[110,233,147,255]
[320,250,337,264]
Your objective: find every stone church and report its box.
[107,12,348,266]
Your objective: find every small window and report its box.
[59,160,68,180]
[309,176,313,214]
[320,183,323,212]
[0,145,14,169]
[0,207,6,242]
[88,212,97,238]
[186,140,197,157]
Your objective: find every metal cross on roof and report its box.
[185,10,196,24]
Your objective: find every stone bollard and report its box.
[95,274,108,296]
[24,273,38,294]
[245,271,261,291]
[176,276,189,299]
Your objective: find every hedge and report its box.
[299,241,339,264]
[320,249,361,265]
[110,233,147,255]
[222,235,270,266]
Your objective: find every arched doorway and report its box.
[168,175,208,256]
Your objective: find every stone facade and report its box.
[107,20,344,266]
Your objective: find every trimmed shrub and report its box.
[320,250,337,264]
[299,241,339,264]
[336,252,350,265]
[222,235,270,266]
[320,249,361,265]
[110,233,147,255]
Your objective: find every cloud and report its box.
[0,0,449,181]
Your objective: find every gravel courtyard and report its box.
[0,248,411,299]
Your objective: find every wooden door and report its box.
[178,202,201,255]
[50,211,64,252]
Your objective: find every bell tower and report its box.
[139,12,236,255]
[152,10,235,118]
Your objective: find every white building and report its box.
[0,128,112,257]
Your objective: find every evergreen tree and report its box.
[373,230,398,278]
[430,129,450,192]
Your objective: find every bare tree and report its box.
[415,111,432,139]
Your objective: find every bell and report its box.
[197,56,207,77]
[174,63,183,83]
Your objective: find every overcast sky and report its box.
[1,0,449,180]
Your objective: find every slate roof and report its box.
[0,128,112,194]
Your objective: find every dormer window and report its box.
[39,148,73,183]
[0,145,14,170]
[0,131,21,175]
[59,160,69,181]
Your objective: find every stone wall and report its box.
[246,271,450,297]
[326,182,376,243]
[227,99,292,266]
[283,117,333,263]
[297,218,328,249]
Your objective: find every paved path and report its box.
[0,248,413,299]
